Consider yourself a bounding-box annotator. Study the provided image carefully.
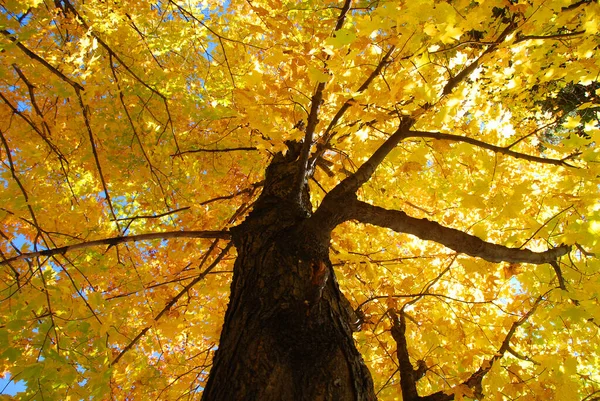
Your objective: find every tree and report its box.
[0,0,599,399]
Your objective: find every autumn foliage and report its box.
[1,0,600,400]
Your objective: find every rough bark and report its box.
[202,147,375,401]
[2,121,570,400]
[3,123,570,398]
[200,108,571,398]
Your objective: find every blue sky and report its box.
[0,233,28,396]
[0,374,26,396]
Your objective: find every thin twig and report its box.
[442,20,517,96]
[0,30,84,91]
[407,130,577,167]
[516,30,585,42]
[315,45,396,160]
[113,207,191,222]
[74,90,122,233]
[172,147,258,157]
[111,242,233,365]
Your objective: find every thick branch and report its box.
[394,295,546,401]
[407,130,577,167]
[329,118,414,196]
[294,80,326,200]
[293,0,353,202]
[550,261,567,290]
[307,120,415,238]
[347,198,570,264]
[0,231,231,264]
[389,309,420,401]
[334,0,353,30]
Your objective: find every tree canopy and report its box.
[1,0,599,399]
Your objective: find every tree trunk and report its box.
[202,148,376,400]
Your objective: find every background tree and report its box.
[1,0,599,400]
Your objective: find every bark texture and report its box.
[202,147,375,401]
[201,125,570,399]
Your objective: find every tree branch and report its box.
[111,242,233,365]
[0,230,231,264]
[334,0,353,31]
[452,294,545,399]
[292,0,353,203]
[392,294,547,401]
[73,90,123,233]
[442,20,517,96]
[166,0,265,50]
[389,309,421,401]
[328,117,415,196]
[294,81,326,201]
[550,261,567,290]
[306,119,415,238]
[507,345,539,365]
[0,30,84,91]
[312,44,396,163]
[516,30,585,42]
[561,0,595,10]
[11,65,68,161]
[171,146,258,157]
[199,181,264,206]
[112,207,190,222]
[61,1,162,99]
[0,129,43,236]
[108,55,168,197]
[406,130,577,167]
[347,198,571,264]
[61,0,181,152]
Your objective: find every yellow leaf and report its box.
[308,65,331,83]
[563,115,581,129]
